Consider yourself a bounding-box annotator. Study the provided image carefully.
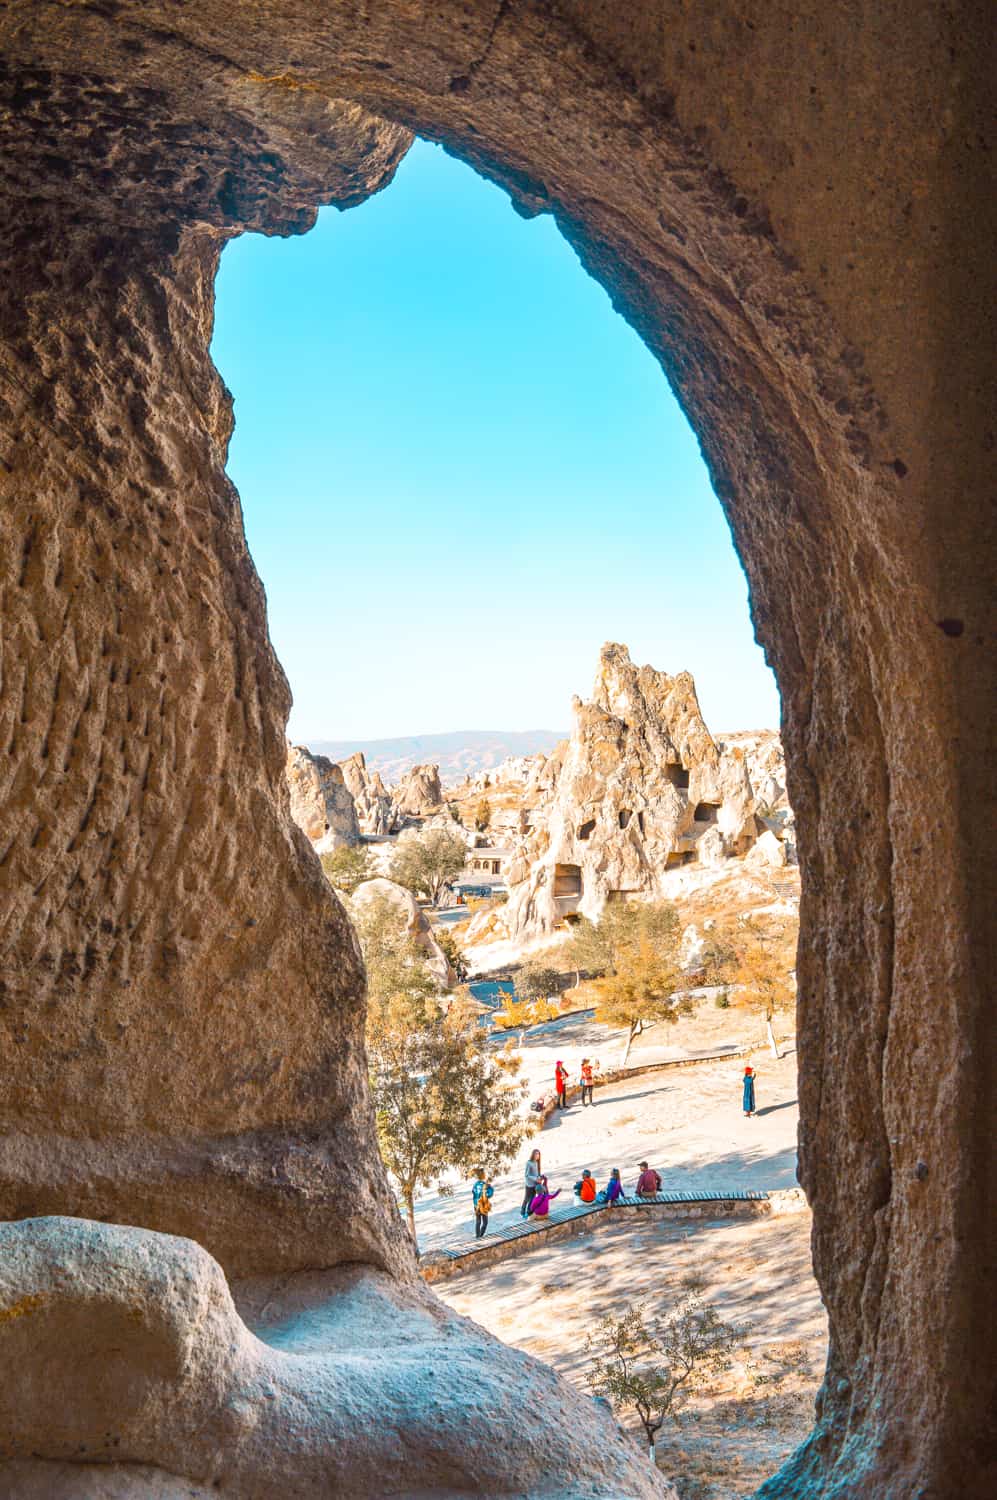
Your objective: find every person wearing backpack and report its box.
[573,1169,598,1204]
[472,1172,494,1238]
[580,1058,595,1106]
[602,1167,623,1206]
[635,1160,661,1197]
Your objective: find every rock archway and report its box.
[0,3,992,1497]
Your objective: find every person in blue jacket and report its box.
[472,1171,494,1238]
[743,1065,757,1117]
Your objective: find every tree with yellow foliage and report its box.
[569,902,688,1066]
[729,916,797,1058]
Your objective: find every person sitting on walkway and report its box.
[527,1175,561,1218]
[472,1171,494,1238]
[580,1058,595,1106]
[574,1169,598,1204]
[521,1148,542,1218]
[600,1167,623,1206]
[554,1060,569,1109]
[635,1160,662,1198]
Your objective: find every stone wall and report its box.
[0,3,992,1497]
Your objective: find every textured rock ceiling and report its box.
[0,3,992,1497]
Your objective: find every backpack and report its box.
[478,1188,491,1215]
[580,1178,596,1202]
[652,1170,662,1192]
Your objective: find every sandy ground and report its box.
[412,1001,798,1252]
[435,1210,826,1498]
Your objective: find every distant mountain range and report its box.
[306,729,568,786]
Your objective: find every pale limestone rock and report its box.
[503,644,770,941]
[338,750,393,836]
[285,744,360,851]
[390,762,443,823]
[350,877,454,988]
[745,829,789,869]
[0,1218,672,1498]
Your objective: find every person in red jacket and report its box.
[554,1060,569,1109]
[635,1160,662,1197]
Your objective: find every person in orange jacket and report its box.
[555,1060,569,1109]
[574,1169,598,1203]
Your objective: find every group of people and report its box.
[470,1062,760,1238]
[470,1152,665,1238]
[553,1056,598,1108]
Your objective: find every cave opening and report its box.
[206,131,801,1495]
[0,6,984,1495]
[210,139,780,752]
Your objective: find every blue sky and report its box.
[211,139,779,743]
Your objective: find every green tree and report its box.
[320,843,372,896]
[390,826,467,905]
[435,926,470,983]
[353,893,529,1246]
[352,894,440,1039]
[586,1298,741,1463]
[698,920,739,987]
[515,961,562,1006]
[568,903,687,1064]
[370,1004,530,1245]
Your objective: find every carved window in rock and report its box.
[618,809,631,829]
[666,850,696,869]
[578,818,596,840]
[553,862,583,898]
[666,765,690,790]
[693,802,720,824]
[637,811,646,835]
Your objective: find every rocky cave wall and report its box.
[0,3,992,1498]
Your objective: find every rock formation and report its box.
[502,644,774,940]
[338,750,393,836]
[0,3,990,1498]
[350,877,455,988]
[390,762,443,823]
[285,744,361,852]
[0,1217,669,1498]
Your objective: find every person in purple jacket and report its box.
[527,1175,561,1218]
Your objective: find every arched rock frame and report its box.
[0,4,992,1498]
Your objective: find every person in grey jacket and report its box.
[521,1148,542,1217]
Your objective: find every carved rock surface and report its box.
[390,762,444,823]
[338,750,394,836]
[350,877,455,989]
[0,3,991,1498]
[0,1218,672,1498]
[503,644,766,939]
[285,743,361,851]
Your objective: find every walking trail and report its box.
[412,1021,799,1254]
